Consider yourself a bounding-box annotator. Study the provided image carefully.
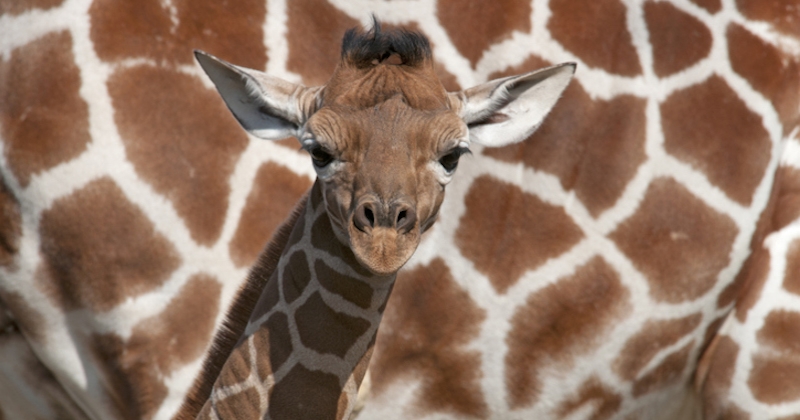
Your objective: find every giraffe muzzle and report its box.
[353,198,418,234]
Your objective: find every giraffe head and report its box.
[195,21,574,275]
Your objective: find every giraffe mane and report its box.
[340,18,432,69]
[174,191,309,420]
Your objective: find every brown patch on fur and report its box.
[632,341,693,397]
[229,162,312,268]
[89,0,266,68]
[506,257,631,408]
[661,75,771,205]
[736,0,800,38]
[698,336,741,418]
[784,239,800,295]
[309,208,338,251]
[0,0,63,14]
[0,31,90,187]
[555,377,622,420]
[269,364,342,419]
[548,0,642,76]
[758,310,800,355]
[456,176,584,293]
[749,354,800,404]
[128,274,221,375]
[175,192,308,420]
[172,0,267,68]
[37,177,180,312]
[614,313,702,380]
[265,312,292,373]
[286,0,358,85]
[282,251,311,303]
[436,0,531,67]
[610,178,738,303]
[89,0,173,63]
[749,311,800,405]
[316,259,373,309]
[485,82,647,217]
[728,23,800,131]
[689,0,722,13]
[294,291,371,358]
[645,2,712,78]
[108,65,248,245]
[370,258,488,418]
[0,176,21,268]
[775,167,800,232]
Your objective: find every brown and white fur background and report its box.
[1,0,800,419]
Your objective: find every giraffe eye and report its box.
[308,146,334,168]
[439,147,470,173]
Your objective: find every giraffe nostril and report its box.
[394,206,417,233]
[353,201,376,232]
[364,207,374,226]
[354,199,416,233]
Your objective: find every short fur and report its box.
[174,192,309,420]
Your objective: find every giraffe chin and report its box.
[348,225,420,276]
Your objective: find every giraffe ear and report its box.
[452,62,576,147]
[194,50,320,141]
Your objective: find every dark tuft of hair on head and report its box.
[341,17,432,68]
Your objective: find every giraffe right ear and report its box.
[194,50,320,141]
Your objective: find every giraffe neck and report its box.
[187,180,396,419]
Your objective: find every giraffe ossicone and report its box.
[178,21,574,419]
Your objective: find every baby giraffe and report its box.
[176,22,574,420]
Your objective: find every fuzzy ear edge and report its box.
[452,62,576,147]
[194,50,320,141]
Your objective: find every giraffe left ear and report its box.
[194,50,320,141]
[452,62,576,147]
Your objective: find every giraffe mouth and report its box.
[348,224,420,276]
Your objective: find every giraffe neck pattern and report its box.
[197,181,396,419]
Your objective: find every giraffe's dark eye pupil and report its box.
[439,147,469,173]
[439,152,460,172]
[309,147,333,167]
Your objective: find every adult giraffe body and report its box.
[0,0,799,419]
